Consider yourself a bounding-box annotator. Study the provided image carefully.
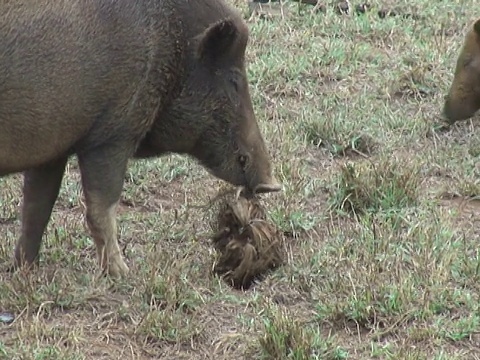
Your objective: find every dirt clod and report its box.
[210,191,284,290]
[355,3,370,14]
[336,1,350,14]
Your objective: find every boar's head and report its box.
[155,17,281,195]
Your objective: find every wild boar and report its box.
[443,18,480,123]
[0,0,281,278]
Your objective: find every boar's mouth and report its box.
[236,182,282,200]
[254,183,282,194]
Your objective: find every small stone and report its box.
[0,312,15,324]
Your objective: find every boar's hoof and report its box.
[7,259,37,274]
[103,256,129,278]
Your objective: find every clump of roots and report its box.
[209,187,285,290]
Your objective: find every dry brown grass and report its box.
[210,190,285,290]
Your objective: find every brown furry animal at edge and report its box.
[443,17,480,123]
[208,186,285,290]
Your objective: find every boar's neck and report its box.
[134,98,201,158]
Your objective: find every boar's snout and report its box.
[232,146,282,195]
[443,95,479,124]
[190,133,282,196]
[254,181,282,194]
[237,176,282,199]
[240,170,281,197]
[237,123,282,196]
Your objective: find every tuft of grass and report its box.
[301,116,377,157]
[393,63,437,100]
[255,302,347,360]
[328,157,421,216]
[134,308,203,345]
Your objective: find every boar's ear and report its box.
[474,18,480,36]
[196,18,241,63]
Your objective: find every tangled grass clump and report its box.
[209,189,285,290]
[328,158,421,216]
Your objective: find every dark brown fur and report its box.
[443,18,480,123]
[0,0,281,277]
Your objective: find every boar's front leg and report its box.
[78,145,131,278]
[14,156,68,269]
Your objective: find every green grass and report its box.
[2,0,480,358]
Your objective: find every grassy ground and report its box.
[1,0,480,359]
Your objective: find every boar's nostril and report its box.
[254,183,282,194]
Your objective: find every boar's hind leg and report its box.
[78,146,131,278]
[14,156,68,269]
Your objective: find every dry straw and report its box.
[208,186,285,289]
